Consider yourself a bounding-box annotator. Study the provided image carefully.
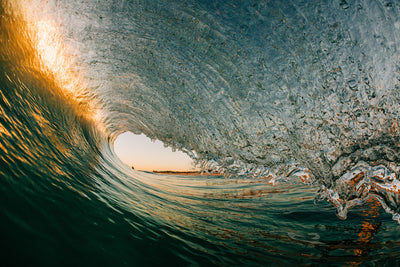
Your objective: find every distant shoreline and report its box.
[152,170,220,176]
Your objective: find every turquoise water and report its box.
[1,0,400,265]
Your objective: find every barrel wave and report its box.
[1,0,400,265]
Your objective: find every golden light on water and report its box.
[34,20,66,80]
[13,0,104,129]
[29,17,86,99]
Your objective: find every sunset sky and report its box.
[114,132,197,172]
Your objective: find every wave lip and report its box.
[320,159,400,222]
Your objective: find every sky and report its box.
[113,132,197,172]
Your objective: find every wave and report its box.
[1,0,400,265]
[47,0,400,221]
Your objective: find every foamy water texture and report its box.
[1,0,400,265]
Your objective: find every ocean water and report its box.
[1,0,400,265]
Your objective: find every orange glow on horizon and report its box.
[114,132,198,172]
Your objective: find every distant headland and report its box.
[130,165,219,176]
[153,170,220,176]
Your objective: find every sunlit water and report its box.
[1,0,400,265]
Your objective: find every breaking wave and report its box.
[1,0,400,265]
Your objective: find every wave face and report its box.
[1,0,400,265]
[49,0,400,219]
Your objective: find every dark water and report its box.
[1,0,400,266]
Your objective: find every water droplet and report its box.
[347,78,357,90]
[339,0,350,9]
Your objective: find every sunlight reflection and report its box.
[13,0,104,129]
